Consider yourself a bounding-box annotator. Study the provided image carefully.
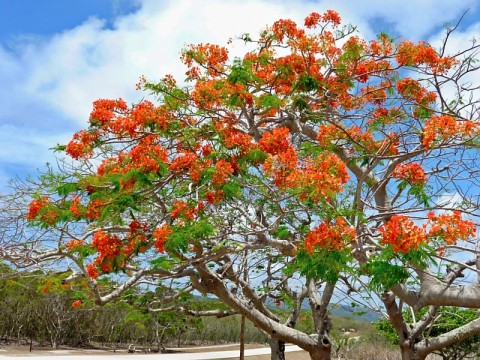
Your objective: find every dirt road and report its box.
[0,344,309,359]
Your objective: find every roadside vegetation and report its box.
[0,264,442,359]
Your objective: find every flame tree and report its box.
[2,10,480,360]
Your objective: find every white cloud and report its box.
[0,124,70,165]
[0,0,479,188]
[19,0,324,125]
[428,22,480,120]
[341,0,477,40]
[436,192,464,210]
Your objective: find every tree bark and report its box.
[269,338,285,360]
[309,345,332,360]
[240,315,245,360]
[191,265,320,353]
[399,346,427,360]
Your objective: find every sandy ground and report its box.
[0,343,310,359]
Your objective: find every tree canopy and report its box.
[2,10,480,360]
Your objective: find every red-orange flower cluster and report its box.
[304,11,341,28]
[69,196,83,218]
[263,146,298,188]
[263,147,348,203]
[27,196,59,225]
[90,230,125,274]
[171,200,199,220]
[86,199,105,220]
[90,98,128,125]
[66,130,99,159]
[381,212,476,254]
[153,224,172,253]
[427,211,476,245]
[396,78,436,105]
[392,163,428,186]
[170,151,198,172]
[27,196,49,220]
[71,300,82,308]
[395,41,455,73]
[304,217,355,253]
[215,122,254,154]
[205,190,225,204]
[128,136,168,174]
[379,215,425,253]
[294,153,349,202]
[423,115,477,150]
[67,239,83,250]
[212,159,234,186]
[259,127,291,155]
[86,264,99,279]
[181,43,229,77]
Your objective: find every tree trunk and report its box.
[309,347,331,360]
[307,334,332,360]
[239,315,245,360]
[400,345,427,360]
[269,338,285,360]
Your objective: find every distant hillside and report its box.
[329,304,381,322]
[262,297,381,323]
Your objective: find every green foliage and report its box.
[192,315,268,344]
[292,96,309,111]
[243,148,268,163]
[292,247,351,282]
[166,220,215,252]
[150,256,175,271]
[274,225,290,240]
[56,182,80,197]
[363,260,409,292]
[401,245,435,269]
[295,74,319,92]
[299,141,324,157]
[0,265,211,349]
[257,93,282,108]
[415,106,432,120]
[227,58,255,85]
[222,180,242,200]
[407,183,430,207]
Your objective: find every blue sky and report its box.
[0,0,140,41]
[0,0,479,191]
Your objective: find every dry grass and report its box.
[221,342,443,360]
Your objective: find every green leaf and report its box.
[223,181,242,200]
[52,144,67,152]
[401,245,434,268]
[363,260,409,292]
[408,185,430,207]
[244,148,268,164]
[150,256,175,271]
[293,97,308,111]
[296,75,319,92]
[415,106,432,120]
[166,221,215,253]
[299,141,323,157]
[257,94,282,108]
[57,182,79,197]
[292,248,350,282]
[227,59,254,85]
[275,225,290,240]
